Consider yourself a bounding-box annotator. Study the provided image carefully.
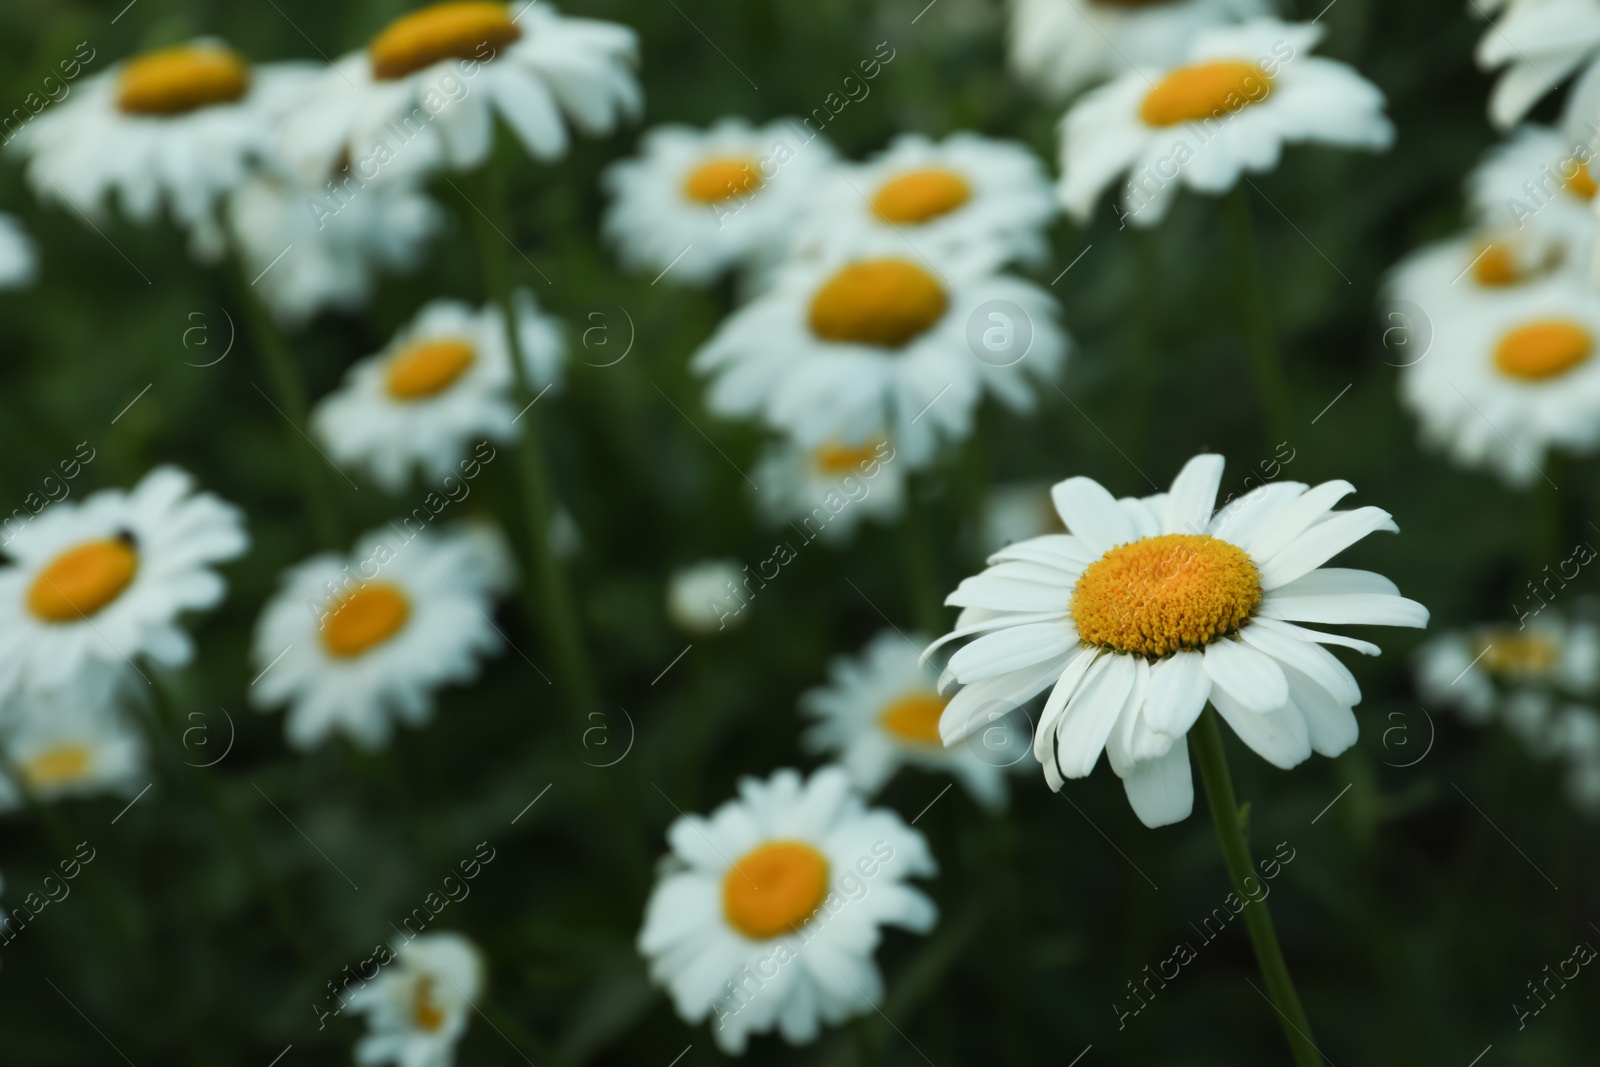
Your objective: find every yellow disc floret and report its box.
[683,157,763,203]
[1493,319,1594,381]
[117,45,250,116]
[879,692,947,745]
[1139,61,1273,127]
[28,536,139,622]
[24,745,93,788]
[411,977,447,1031]
[808,258,948,348]
[321,584,412,658]
[813,440,882,475]
[1071,533,1262,658]
[1563,156,1599,200]
[872,169,972,224]
[370,1,521,81]
[386,338,477,400]
[1476,633,1560,675]
[723,840,830,940]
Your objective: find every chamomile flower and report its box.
[249,524,514,749]
[1389,235,1600,486]
[0,669,145,811]
[692,238,1066,467]
[348,932,484,1067]
[802,631,1024,810]
[8,44,313,259]
[1476,0,1600,129]
[0,215,38,290]
[926,454,1428,828]
[603,118,837,286]
[637,766,937,1054]
[278,2,639,184]
[667,559,746,635]
[1467,125,1598,273]
[1058,20,1393,228]
[1415,613,1600,724]
[797,133,1056,267]
[0,467,247,698]
[753,437,904,543]
[313,291,564,492]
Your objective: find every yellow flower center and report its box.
[369,1,522,80]
[872,169,972,224]
[1072,534,1262,658]
[1492,319,1593,381]
[24,745,93,788]
[682,157,763,204]
[386,338,476,400]
[321,584,412,658]
[1476,634,1560,674]
[722,840,830,940]
[116,45,251,116]
[1139,61,1273,127]
[879,692,947,745]
[813,440,882,475]
[1473,243,1525,287]
[808,259,948,348]
[1563,156,1599,200]
[411,976,447,1032]
[27,536,140,623]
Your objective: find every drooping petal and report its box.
[1203,639,1289,715]
[1121,737,1194,828]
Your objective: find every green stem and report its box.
[1191,707,1321,1067]
[226,250,342,549]
[1222,187,1293,444]
[458,166,598,714]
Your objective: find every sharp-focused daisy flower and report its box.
[1476,0,1600,129]
[250,524,514,749]
[983,481,1066,554]
[348,931,484,1067]
[8,44,313,258]
[1058,20,1393,228]
[228,165,441,327]
[0,214,38,290]
[667,559,747,635]
[693,238,1066,467]
[603,118,837,286]
[0,668,145,811]
[278,2,639,184]
[802,631,1024,810]
[0,467,247,697]
[1416,612,1599,723]
[1390,234,1600,486]
[1008,0,1266,99]
[926,454,1428,828]
[314,291,564,492]
[637,766,937,1054]
[753,436,904,543]
[797,133,1056,267]
[1467,125,1598,273]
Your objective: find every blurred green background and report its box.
[0,0,1596,1062]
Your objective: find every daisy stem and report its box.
[1222,187,1293,445]
[458,165,599,714]
[226,250,343,549]
[1191,707,1321,1067]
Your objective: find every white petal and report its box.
[1239,622,1360,705]
[1050,476,1134,555]
[940,656,1066,744]
[1121,736,1194,828]
[1053,653,1137,779]
[1161,454,1225,536]
[1284,665,1359,757]
[1241,480,1355,561]
[1034,647,1101,762]
[1252,616,1383,656]
[1261,593,1430,628]
[1210,687,1312,770]
[1203,639,1289,715]
[1272,567,1399,597]
[1257,507,1399,590]
[1144,650,1210,736]
[920,610,1067,666]
[947,621,1079,683]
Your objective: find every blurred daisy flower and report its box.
[1058,20,1392,228]
[250,524,514,749]
[1416,612,1600,724]
[637,766,936,1054]
[753,436,904,544]
[1008,0,1267,99]
[0,664,145,810]
[0,466,247,697]
[279,1,639,183]
[314,291,564,492]
[927,454,1428,828]
[797,132,1056,268]
[348,931,483,1067]
[8,42,313,258]
[603,118,836,287]
[1466,125,1598,274]
[0,214,38,290]
[667,559,746,635]
[1390,235,1600,486]
[1475,0,1600,129]
[802,630,1025,810]
[693,238,1066,467]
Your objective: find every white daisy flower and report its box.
[1390,234,1600,486]
[348,931,484,1067]
[249,523,514,749]
[1008,0,1267,99]
[227,165,441,327]
[982,480,1066,554]
[926,454,1428,828]
[1467,125,1598,273]
[7,44,313,258]
[692,238,1066,467]
[637,765,937,1054]
[667,559,747,635]
[752,437,904,543]
[278,1,639,184]
[0,467,247,697]
[802,631,1024,810]
[313,291,564,492]
[0,214,38,290]
[1058,20,1393,228]
[603,118,837,286]
[1416,613,1600,724]
[0,670,146,811]
[797,132,1056,268]
[1476,0,1600,129]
